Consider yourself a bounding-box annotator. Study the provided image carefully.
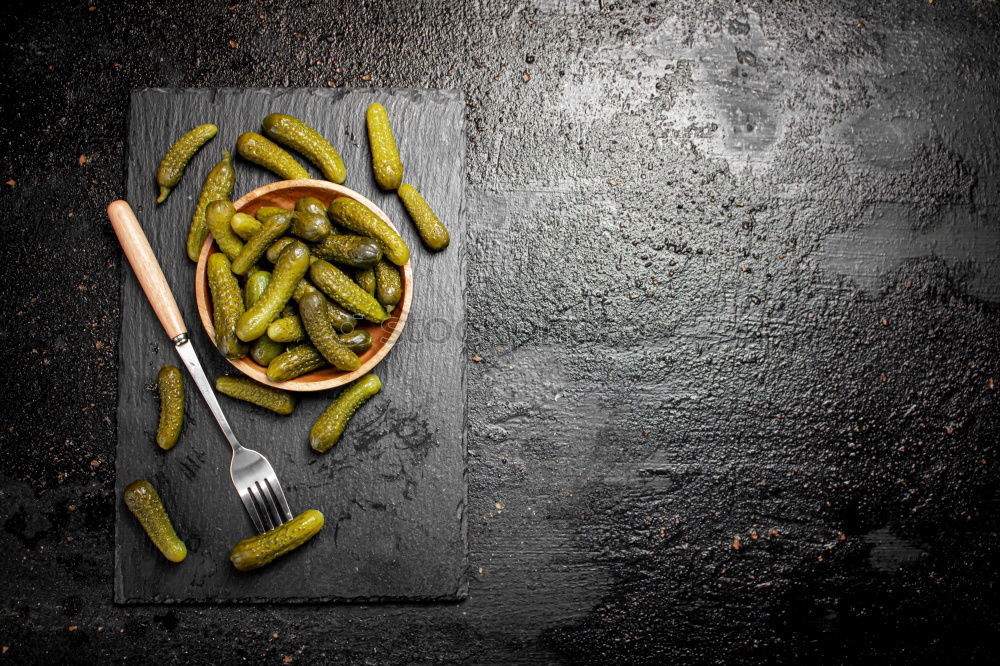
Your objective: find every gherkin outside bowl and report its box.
[194,179,413,392]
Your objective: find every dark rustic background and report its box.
[1,0,999,663]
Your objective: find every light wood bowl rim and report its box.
[194,179,413,392]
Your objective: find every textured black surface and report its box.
[116,88,466,602]
[1,0,1000,662]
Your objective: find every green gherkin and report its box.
[328,197,409,266]
[309,259,389,323]
[156,123,217,204]
[310,374,382,452]
[266,344,327,382]
[207,252,247,359]
[354,267,376,295]
[268,315,306,343]
[237,241,311,342]
[373,259,402,308]
[232,211,292,276]
[291,211,332,242]
[230,509,324,571]
[236,132,310,180]
[311,233,383,268]
[155,365,184,450]
[230,213,262,241]
[205,199,244,261]
[338,329,373,355]
[216,376,296,415]
[365,103,403,190]
[262,114,347,184]
[124,480,187,563]
[397,183,450,251]
[298,291,360,372]
[187,151,235,262]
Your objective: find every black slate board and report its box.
[114,88,467,603]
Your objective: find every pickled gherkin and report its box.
[250,337,284,367]
[262,113,347,183]
[298,291,360,372]
[373,259,401,308]
[266,236,298,264]
[309,259,389,323]
[207,252,247,359]
[244,270,271,310]
[237,241,310,342]
[325,301,357,333]
[216,376,295,415]
[397,183,450,251]
[187,151,235,262]
[311,233,382,268]
[232,210,292,276]
[256,206,285,221]
[295,196,328,220]
[156,123,217,204]
[291,210,332,242]
[310,374,381,452]
[155,365,184,450]
[236,132,310,180]
[354,267,376,295]
[205,199,244,261]
[244,272,285,365]
[339,329,373,355]
[231,213,262,241]
[365,103,403,190]
[230,509,324,572]
[328,197,409,266]
[267,344,327,382]
[267,315,306,343]
[124,480,187,563]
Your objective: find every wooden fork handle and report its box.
[107,200,188,340]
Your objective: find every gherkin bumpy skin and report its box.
[205,199,244,261]
[262,114,347,184]
[187,151,236,262]
[327,197,409,266]
[397,183,450,251]
[124,480,187,563]
[155,365,184,450]
[237,241,311,342]
[236,132,310,180]
[232,210,292,276]
[207,252,247,359]
[365,103,403,190]
[256,206,285,221]
[309,259,389,323]
[311,234,383,268]
[354,267,376,295]
[373,259,402,308]
[266,344,327,382]
[230,509,324,572]
[298,291,360,371]
[267,315,306,343]
[244,272,285,365]
[215,376,296,415]
[310,374,381,452]
[156,123,217,204]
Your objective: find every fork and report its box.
[108,200,293,534]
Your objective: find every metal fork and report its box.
[108,200,293,534]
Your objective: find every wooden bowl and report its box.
[194,180,413,392]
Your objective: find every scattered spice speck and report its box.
[472,354,482,362]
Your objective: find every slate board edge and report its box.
[114,87,469,604]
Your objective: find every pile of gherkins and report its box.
[126,105,449,571]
